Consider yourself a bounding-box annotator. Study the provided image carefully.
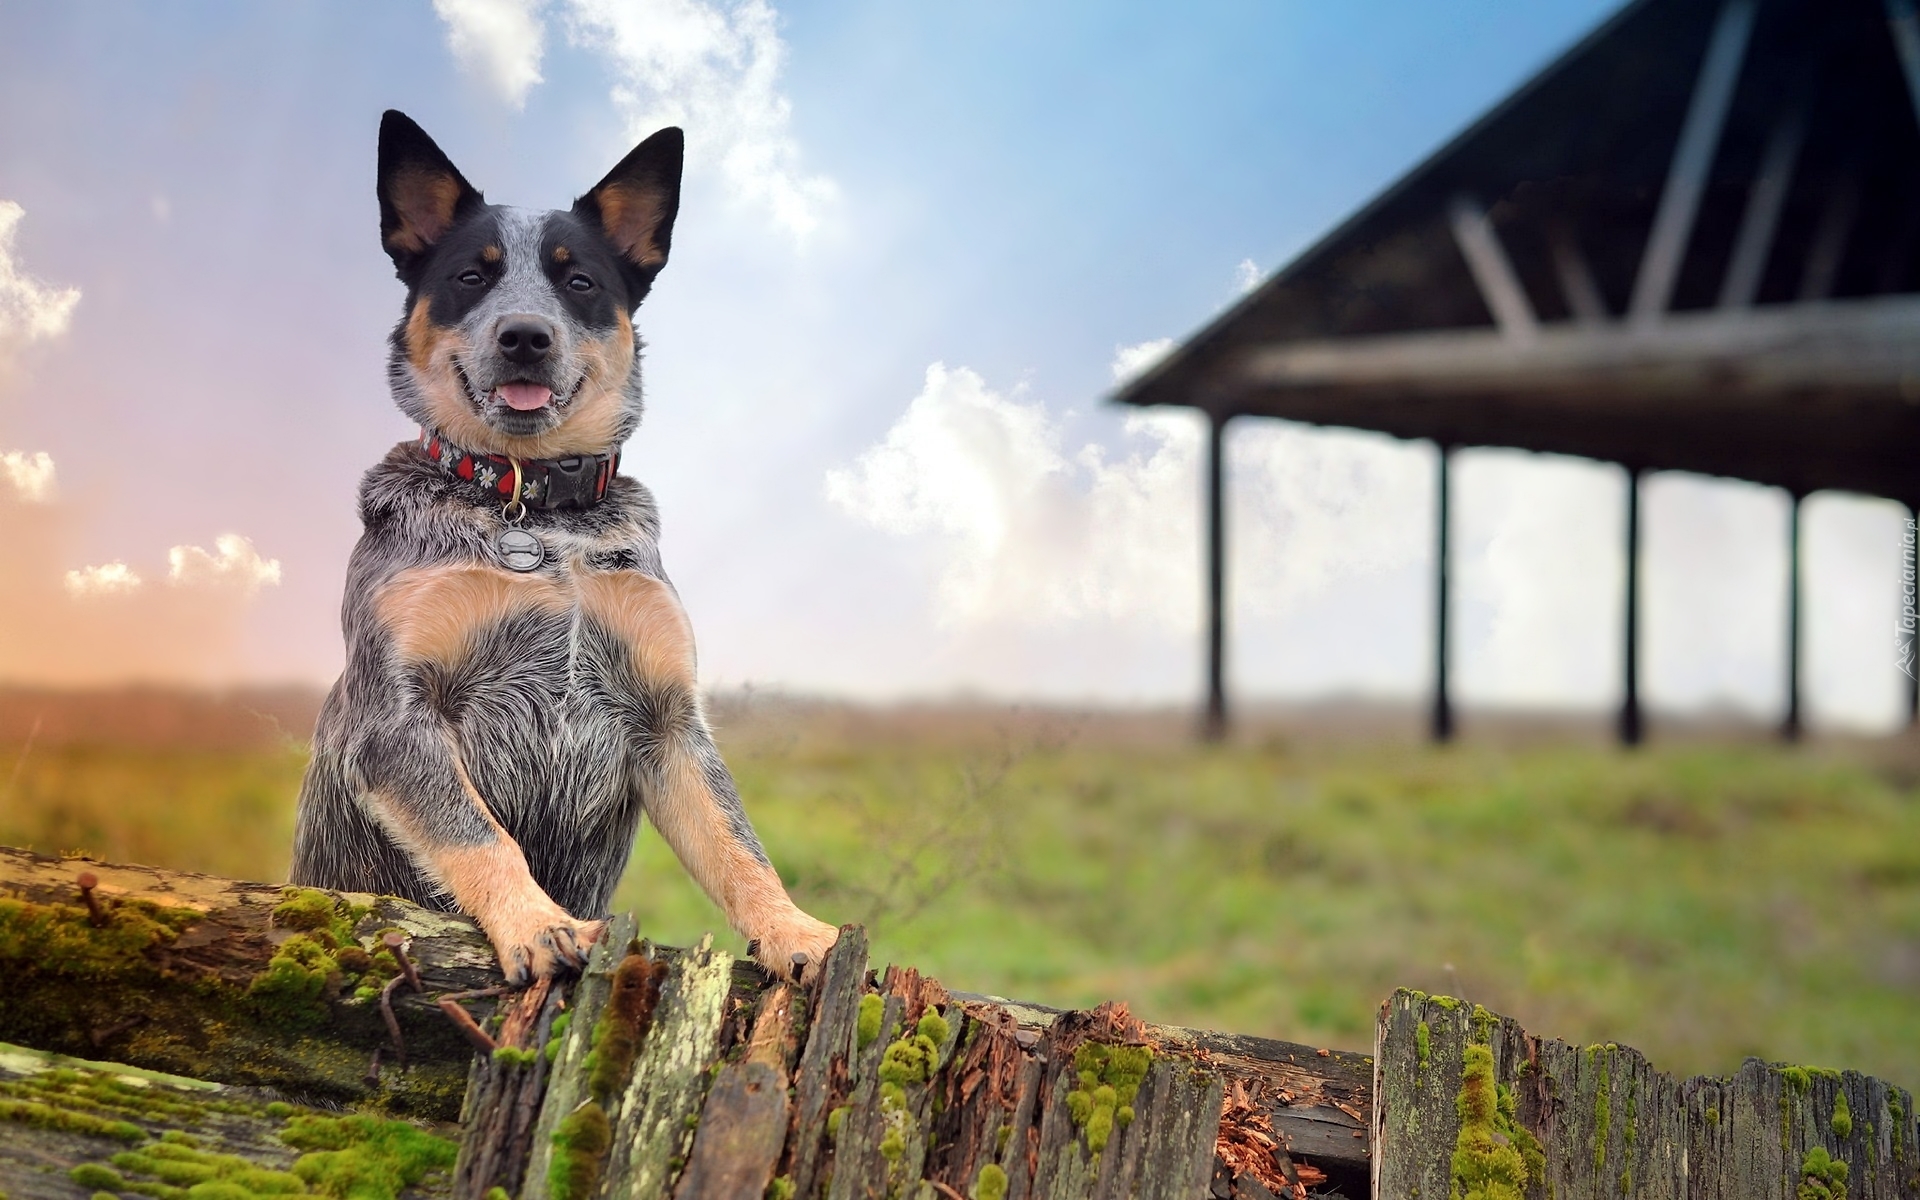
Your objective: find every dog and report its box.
[288,110,838,986]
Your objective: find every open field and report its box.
[2,687,1917,1090]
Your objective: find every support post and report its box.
[1432,443,1454,743]
[1203,410,1229,742]
[1621,466,1643,746]
[1784,490,1804,742]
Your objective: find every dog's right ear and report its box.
[377,110,484,275]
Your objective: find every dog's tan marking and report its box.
[366,750,596,978]
[402,297,634,460]
[575,566,695,685]
[481,244,502,264]
[591,183,670,268]
[552,245,571,263]
[386,166,466,255]
[646,750,818,950]
[376,565,569,664]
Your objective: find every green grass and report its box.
[6,726,1919,1088]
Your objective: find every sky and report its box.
[0,0,1908,730]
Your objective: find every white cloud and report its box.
[432,0,833,236]
[826,363,1426,632]
[1,449,54,502]
[1109,338,1173,385]
[0,200,80,347]
[64,562,142,598]
[1235,258,1261,294]
[167,534,283,593]
[564,0,834,239]
[433,0,549,108]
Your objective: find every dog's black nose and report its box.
[496,317,554,366]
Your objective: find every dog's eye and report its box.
[568,274,594,293]
[459,270,486,287]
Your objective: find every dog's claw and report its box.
[490,914,601,988]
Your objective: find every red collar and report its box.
[418,429,620,511]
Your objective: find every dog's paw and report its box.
[484,904,603,987]
[745,912,840,986]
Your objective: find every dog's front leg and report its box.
[641,721,839,983]
[355,714,601,985]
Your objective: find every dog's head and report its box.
[376,110,682,459]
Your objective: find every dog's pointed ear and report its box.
[573,127,683,303]
[377,110,484,274]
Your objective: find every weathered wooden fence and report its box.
[0,847,1915,1200]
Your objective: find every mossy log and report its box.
[1375,988,1920,1200]
[506,923,1331,1200]
[0,845,500,1119]
[0,849,1370,1200]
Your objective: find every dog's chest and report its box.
[374,553,693,707]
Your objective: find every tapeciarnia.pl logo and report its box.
[1900,518,1917,681]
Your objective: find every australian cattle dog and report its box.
[288,111,838,985]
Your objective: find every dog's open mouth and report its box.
[496,382,552,412]
[455,363,577,420]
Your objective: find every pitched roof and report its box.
[1115,0,1920,506]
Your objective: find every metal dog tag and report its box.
[497,528,544,573]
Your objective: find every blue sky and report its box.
[0,0,1906,728]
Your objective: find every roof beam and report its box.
[1718,99,1809,309]
[1448,195,1538,341]
[1548,223,1610,326]
[1886,0,1920,134]
[1629,0,1757,325]
[1239,293,1920,399]
[1797,170,1861,302]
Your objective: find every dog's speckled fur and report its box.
[288,111,837,985]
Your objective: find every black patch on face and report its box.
[539,211,637,327]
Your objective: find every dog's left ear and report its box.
[378,110,485,277]
[573,128,684,304]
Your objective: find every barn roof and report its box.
[1115,0,1920,507]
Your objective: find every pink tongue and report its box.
[496,383,553,411]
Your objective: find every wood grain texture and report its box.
[1376,988,1920,1200]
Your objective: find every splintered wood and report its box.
[479,928,1361,1200]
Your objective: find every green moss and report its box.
[548,1102,611,1200]
[0,1097,146,1142]
[490,1046,538,1067]
[1781,1067,1813,1094]
[1430,995,1462,1011]
[916,1009,951,1047]
[279,1112,458,1200]
[764,1176,795,1200]
[1064,1042,1152,1159]
[1798,1146,1849,1200]
[857,993,885,1052]
[544,1010,574,1063]
[1470,1004,1497,1045]
[826,1105,850,1139]
[71,1164,128,1190]
[1832,1090,1853,1140]
[877,1026,940,1089]
[971,1161,1008,1200]
[995,1123,1011,1156]
[587,955,663,1102]
[483,1190,510,1200]
[0,894,202,983]
[1416,1021,1431,1074]
[1450,1043,1534,1200]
